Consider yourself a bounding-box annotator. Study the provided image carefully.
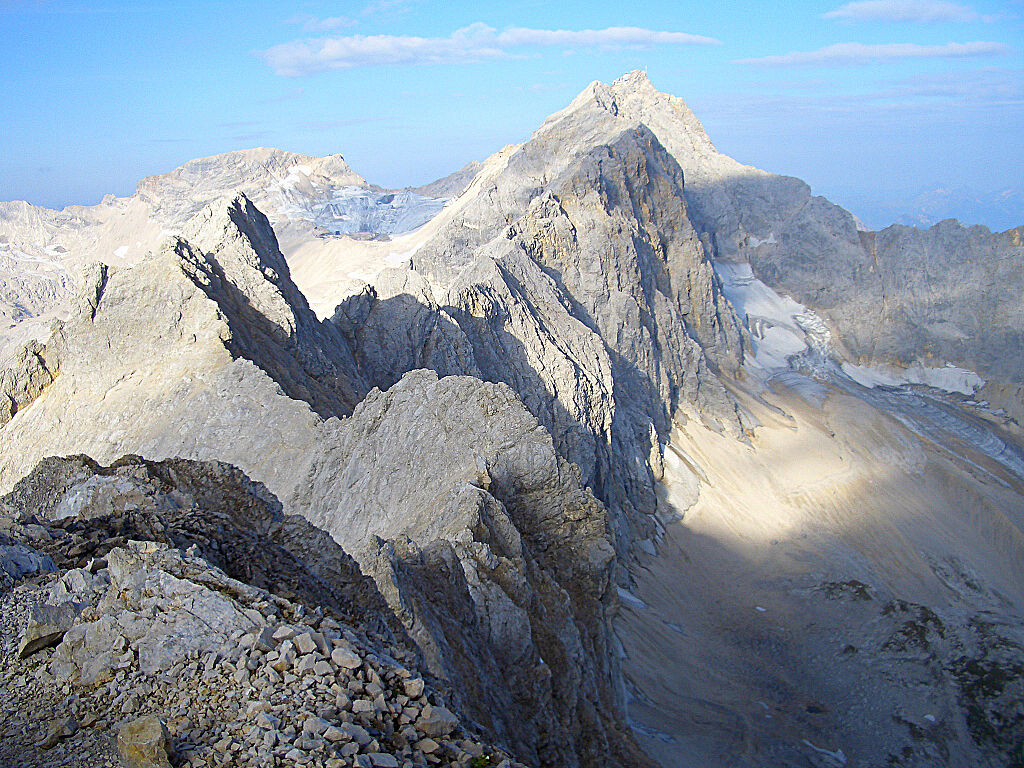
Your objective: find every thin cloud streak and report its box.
[696,68,1024,125]
[736,40,1008,66]
[287,14,355,33]
[261,23,721,76]
[361,0,413,18]
[823,0,989,23]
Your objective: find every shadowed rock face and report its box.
[294,369,648,767]
[587,71,1024,422]
[0,71,1022,768]
[0,192,649,767]
[0,454,392,632]
[332,113,750,556]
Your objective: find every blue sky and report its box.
[2,0,1022,228]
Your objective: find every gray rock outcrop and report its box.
[332,105,750,552]
[0,339,58,427]
[0,538,56,589]
[17,600,85,658]
[0,191,640,767]
[588,71,1024,420]
[0,454,399,634]
[292,370,643,765]
[0,146,455,365]
[0,148,367,362]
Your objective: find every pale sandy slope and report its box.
[617,375,1024,767]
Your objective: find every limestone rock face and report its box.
[134,148,366,229]
[296,370,640,767]
[0,240,643,767]
[0,149,366,361]
[0,339,58,427]
[588,71,1024,420]
[1,496,530,765]
[0,189,659,767]
[333,107,748,551]
[0,194,363,507]
[172,195,365,418]
[43,541,259,683]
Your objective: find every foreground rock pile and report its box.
[0,462,526,768]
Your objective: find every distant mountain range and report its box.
[829,185,1024,233]
[1,72,1023,768]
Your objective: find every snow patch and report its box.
[714,261,831,373]
[716,260,984,398]
[268,183,446,236]
[113,245,130,258]
[841,361,984,396]
[747,231,777,248]
[616,587,648,610]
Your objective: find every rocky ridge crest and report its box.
[0,455,532,768]
[0,71,1022,768]
[0,191,646,766]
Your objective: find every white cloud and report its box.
[286,14,355,33]
[736,41,1008,66]
[361,0,413,18]
[823,0,990,23]
[261,22,720,76]
[491,27,718,47]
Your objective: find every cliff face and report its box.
[332,101,749,556]
[1,71,1022,768]
[585,72,1024,421]
[0,190,649,767]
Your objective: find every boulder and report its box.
[17,600,85,658]
[416,705,458,738]
[0,542,56,582]
[331,645,361,669]
[116,716,172,768]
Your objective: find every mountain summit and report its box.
[1,73,1023,768]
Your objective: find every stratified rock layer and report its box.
[0,71,1021,768]
[0,188,647,767]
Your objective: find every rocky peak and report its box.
[136,148,365,207]
[177,193,304,340]
[169,193,365,417]
[553,71,719,163]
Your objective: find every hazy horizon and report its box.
[2,0,1022,230]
